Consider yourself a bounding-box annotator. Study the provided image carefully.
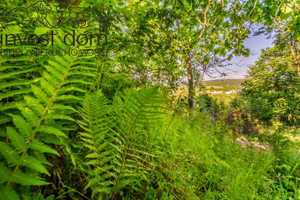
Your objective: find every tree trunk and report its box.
[186,53,194,110]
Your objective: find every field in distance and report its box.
[173,79,244,100]
[202,79,244,92]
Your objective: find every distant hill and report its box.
[202,79,244,91]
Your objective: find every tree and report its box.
[242,33,299,125]
[155,0,290,110]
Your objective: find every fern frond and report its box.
[78,90,116,199]
[0,28,98,198]
[0,185,20,200]
[79,88,164,199]
[0,29,43,126]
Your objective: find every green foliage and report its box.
[0,46,96,199]
[195,94,214,112]
[242,33,300,125]
[78,88,163,199]
[0,0,299,199]
[194,94,225,122]
[0,14,99,200]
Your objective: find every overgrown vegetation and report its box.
[0,0,299,199]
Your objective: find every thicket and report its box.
[0,0,299,199]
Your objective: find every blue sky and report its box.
[204,33,274,80]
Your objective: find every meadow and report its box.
[202,79,244,92]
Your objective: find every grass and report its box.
[154,80,299,199]
[152,111,300,199]
[211,93,239,104]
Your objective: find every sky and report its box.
[203,33,274,80]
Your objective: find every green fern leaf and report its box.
[30,140,60,156]
[6,127,27,153]
[0,142,21,164]
[38,126,67,138]
[11,115,31,140]
[10,170,49,186]
[0,163,10,183]
[0,185,20,200]
[22,155,50,176]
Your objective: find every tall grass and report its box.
[144,110,299,199]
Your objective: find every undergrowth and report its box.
[1,84,299,199]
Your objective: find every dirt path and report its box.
[236,138,270,150]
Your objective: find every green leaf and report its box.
[0,163,10,183]
[11,115,32,140]
[0,185,20,200]
[10,171,49,186]
[7,127,27,153]
[30,140,60,156]
[39,125,67,138]
[0,142,21,164]
[34,27,50,35]
[22,156,50,176]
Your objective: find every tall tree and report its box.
[242,32,299,124]
[157,0,260,109]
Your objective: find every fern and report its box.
[78,87,163,199]
[78,90,116,199]
[0,25,43,128]
[0,27,98,199]
[0,2,109,199]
